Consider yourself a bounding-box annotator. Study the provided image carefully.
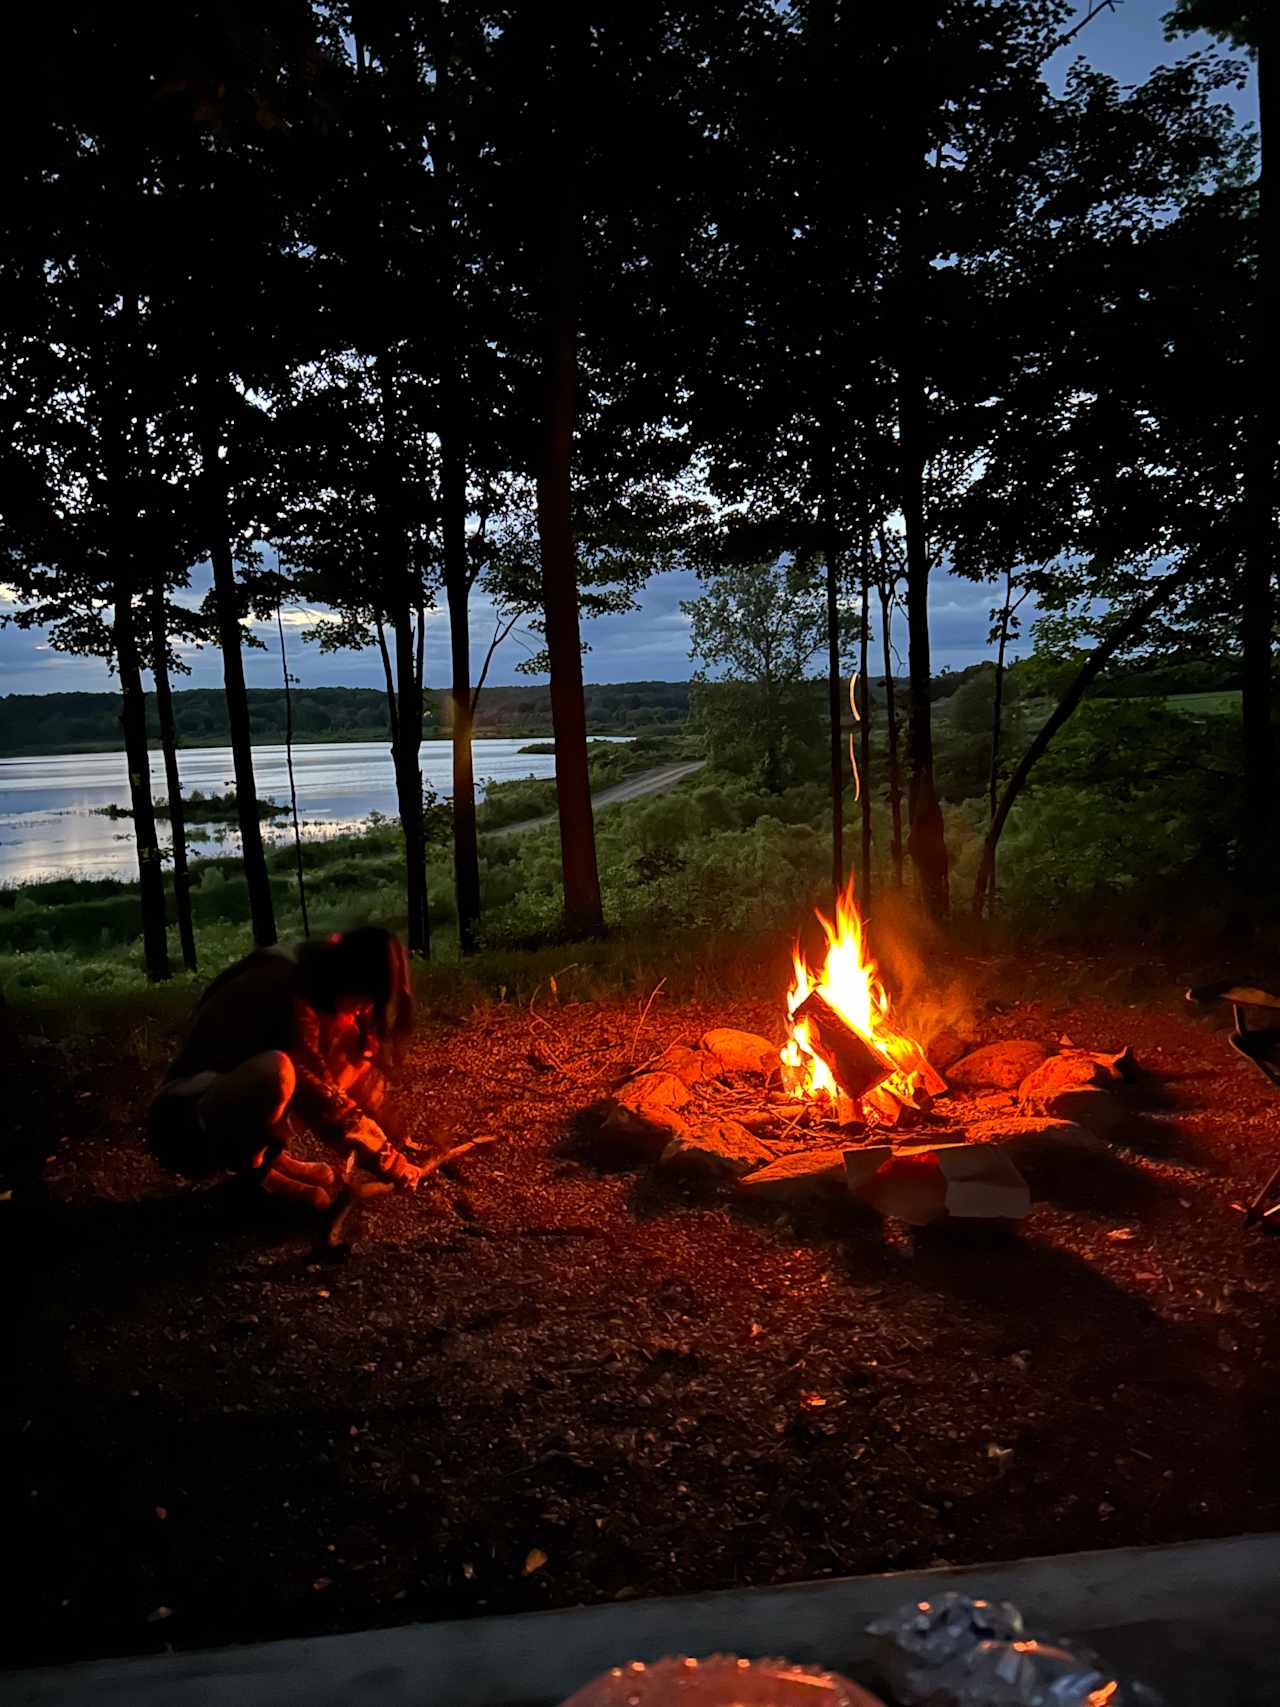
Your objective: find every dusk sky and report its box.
[2,0,1256,699]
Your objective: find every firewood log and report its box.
[793,989,896,1101]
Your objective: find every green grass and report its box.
[1162,690,1242,715]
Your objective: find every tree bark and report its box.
[1240,17,1276,904]
[375,616,400,751]
[896,16,948,917]
[825,531,844,902]
[150,588,197,972]
[393,602,429,956]
[898,347,948,915]
[199,383,276,947]
[445,533,481,951]
[434,33,482,954]
[277,606,309,938]
[375,352,429,956]
[859,539,872,900]
[110,297,173,979]
[113,580,170,983]
[973,559,1200,917]
[987,566,1015,908]
[536,31,604,939]
[877,565,904,888]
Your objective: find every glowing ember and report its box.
[780,878,930,1113]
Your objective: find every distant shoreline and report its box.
[0,729,668,761]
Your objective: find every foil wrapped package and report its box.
[867,1595,1024,1701]
[867,1595,1163,1707]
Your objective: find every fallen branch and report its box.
[413,1134,498,1183]
[629,977,667,1063]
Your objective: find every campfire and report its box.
[588,878,1138,1228]
[780,881,942,1127]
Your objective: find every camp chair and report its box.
[1186,981,1280,1229]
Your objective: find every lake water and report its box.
[0,739,626,885]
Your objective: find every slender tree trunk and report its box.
[433,21,482,953]
[111,301,174,979]
[150,588,196,972]
[1240,18,1276,905]
[393,605,429,955]
[440,348,480,948]
[877,570,904,887]
[375,616,400,751]
[375,353,429,956]
[974,560,1199,916]
[277,608,309,938]
[536,51,603,939]
[896,40,948,916]
[987,566,1014,908]
[114,581,170,982]
[859,539,872,900]
[445,545,480,951]
[824,528,844,901]
[899,354,948,914]
[199,383,276,947]
[989,570,1012,827]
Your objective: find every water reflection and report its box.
[0,739,623,884]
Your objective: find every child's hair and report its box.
[304,927,414,1067]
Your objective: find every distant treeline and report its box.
[928,655,1245,703]
[0,681,692,755]
[3,661,1241,756]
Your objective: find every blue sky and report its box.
[1,1,1255,697]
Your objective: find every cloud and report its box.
[0,558,1038,696]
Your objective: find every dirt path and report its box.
[4,952,1280,1667]
[485,759,706,837]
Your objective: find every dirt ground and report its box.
[4,947,1280,1669]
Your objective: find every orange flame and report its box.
[780,878,928,1108]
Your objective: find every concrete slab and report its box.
[2,1533,1277,1707]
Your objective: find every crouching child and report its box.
[149,926,422,1208]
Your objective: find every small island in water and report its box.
[94,789,285,824]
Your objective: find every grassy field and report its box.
[1162,690,1242,715]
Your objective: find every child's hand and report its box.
[379,1148,422,1191]
[346,1114,389,1156]
[394,1159,423,1192]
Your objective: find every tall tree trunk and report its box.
[987,565,1014,909]
[824,528,844,901]
[434,17,482,954]
[859,539,872,900]
[150,588,197,972]
[114,580,170,982]
[1240,18,1276,905]
[898,354,948,915]
[877,568,904,888]
[110,300,173,979]
[536,44,603,939]
[896,30,948,917]
[199,383,276,947]
[375,616,400,751]
[393,605,429,955]
[277,607,309,938]
[974,559,1199,917]
[375,353,429,956]
[445,538,480,950]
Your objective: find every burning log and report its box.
[863,1083,910,1127]
[793,988,896,1103]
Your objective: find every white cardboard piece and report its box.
[843,1140,1030,1223]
